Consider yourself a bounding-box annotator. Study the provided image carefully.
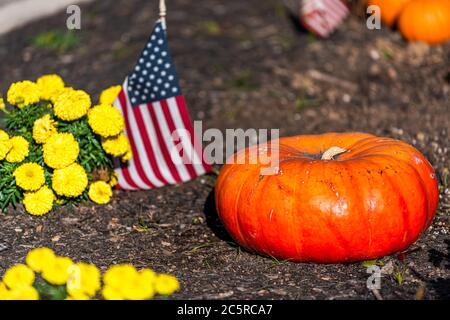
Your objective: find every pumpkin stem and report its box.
[321,146,347,160]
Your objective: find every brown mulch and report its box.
[0,0,449,299]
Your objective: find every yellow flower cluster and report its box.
[0,131,56,216]
[4,75,64,109]
[0,264,38,300]
[6,81,40,108]
[101,134,131,157]
[8,131,84,215]
[87,86,132,162]
[0,248,180,300]
[0,97,5,111]
[102,265,180,300]
[89,86,132,161]
[0,77,132,216]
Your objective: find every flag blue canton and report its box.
[127,21,181,106]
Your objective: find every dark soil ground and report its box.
[0,0,449,300]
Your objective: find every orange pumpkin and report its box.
[215,132,439,263]
[398,0,450,45]
[367,0,412,27]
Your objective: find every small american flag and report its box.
[114,17,211,190]
[301,0,349,38]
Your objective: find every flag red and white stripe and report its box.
[301,0,349,38]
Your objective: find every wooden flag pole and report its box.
[159,0,167,17]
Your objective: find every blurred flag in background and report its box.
[284,0,349,38]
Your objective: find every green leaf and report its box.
[34,280,68,300]
[32,30,79,53]
[361,259,385,267]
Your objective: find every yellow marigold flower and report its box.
[23,186,55,216]
[49,86,71,104]
[6,81,40,108]
[121,149,133,162]
[109,172,118,187]
[88,104,124,138]
[135,269,157,299]
[13,163,45,191]
[102,265,156,300]
[88,181,112,204]
[32,114,57,144]
[54,88,91,121]
[4,286,39,300]
[26,247,56,272]
[43,132,79,169]
[154,274,180,296]
[99,85,121,105]
[127,269,157,300]
[3,264,35,289]
[0,97,5,111]
[103,264,138,287]
[52,163,88,197]
[5,136,29,163]
[67,263,101,298]
[140,269,157,283]
[101,134,130,157]
[122,278,155,300]
[41,256,74,286]
[102,264,140,299]
[0,130,12,160]
[37,74,65,101]
[0,140,12,160]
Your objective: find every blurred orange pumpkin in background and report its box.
[215,132,439,263]
[398,0,450,45]
[367,0,412,27]
[367,0,450,44]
